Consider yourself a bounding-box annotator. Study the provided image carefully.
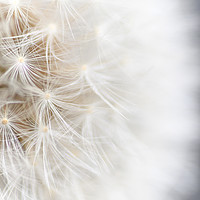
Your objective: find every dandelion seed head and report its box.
[0,0,154,199]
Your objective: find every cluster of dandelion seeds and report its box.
[0,0,197,199]
[0,0,133,199]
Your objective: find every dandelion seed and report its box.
[87,106,93,114]
[0,37,45,85]
[81,64,87,71]
[48,23,57,35]
[10,0,20,7]
[1,118,8,125]
[44,92,51,100]
[42,126,48,133]
[18,56,25,63]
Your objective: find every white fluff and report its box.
[0,0,198,199]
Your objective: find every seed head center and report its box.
[2,118,8,125]
[87,106,94,114]
[18,56,25,63]
[81,65,87,71]
[48,23,57,34]
[11,0,20,6]
[45,93,51,100]
[43,126,48,133]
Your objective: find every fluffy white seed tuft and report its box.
[0,0,198,200]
